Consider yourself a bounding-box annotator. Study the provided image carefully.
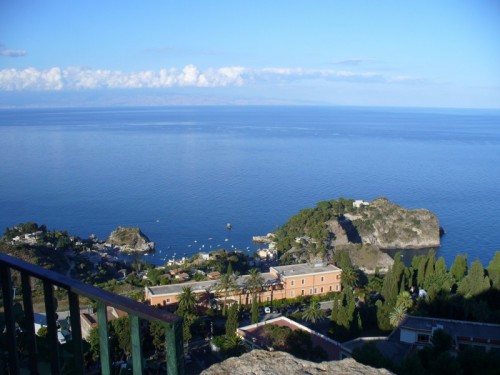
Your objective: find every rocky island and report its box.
[343,198,441,249]
[273,197,442,272]
[106,226,155,253]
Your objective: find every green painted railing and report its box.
[0,252,184,375]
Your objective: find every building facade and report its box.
[145,263,342,307]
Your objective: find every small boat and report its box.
[226,223,232,230]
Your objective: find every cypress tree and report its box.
[450,254,468,282]
[225,303,239,337]
[424,249,436,284]
[251,297,259,324]
[435,256,447,275]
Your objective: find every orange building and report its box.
[145,263,342,307]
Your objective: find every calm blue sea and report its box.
[0,106,499,267]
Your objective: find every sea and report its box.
[0,106,499,268]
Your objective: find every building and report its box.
[353,200,370,208]
[342,315,500,363]
[145,263,342,307]
[398,315,500,352]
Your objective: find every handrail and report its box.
[0,252,184,375]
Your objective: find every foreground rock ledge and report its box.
[200,350,393,375]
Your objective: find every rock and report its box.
[201,350,394,375]
[336,243,394,274]
[345,198,440,249]
[106,227,154,253]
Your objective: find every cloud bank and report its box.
[0,64,424,91]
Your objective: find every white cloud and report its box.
[0,64,424,91]
[0,49,27,57]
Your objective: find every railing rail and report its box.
[0,252,184,375]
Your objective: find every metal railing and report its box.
[0,252,184,375]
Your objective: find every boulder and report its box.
[201,350,393,375]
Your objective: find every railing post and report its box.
[21,273,39,374]
[43,280,60,375]
[0,265,20,375]
[68,291,84,375]
[165,319,184,375]
[129,314,144,375]
[97,301,112,375]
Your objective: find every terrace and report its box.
[0,252,184,375]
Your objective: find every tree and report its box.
[110,316,131,356]
[352,342,394,371]
[225,303,239,337]
[147,268,163,285]
[149,320,165,354]
[301,303,325,324]
[457,259,490,297]
[423,249,436,285]
[177,286,197,316]
[215,273,238,316]
[341,266,358,289]
[86,327,100,361]
[434,256,447,275]
[198,288,213,309]
[244,268,264,324]
[486,251,500,289]
[389,305,407,328]
[450,254,467,283]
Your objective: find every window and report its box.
[320,287,324,293]
[166,298,170,303]
[267,296,271,302]
[314,288,317,294]
[301,290,305,296]
[310,288,313,294]
[321,276,324,282]
[329,286,332,291]
[301,279,305,285]
[290,291,295,297]
[291,280,295,286]
[336,274,341,280]
[335,285,340,291]
[417,334,430,343]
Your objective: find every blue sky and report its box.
[1,1,499,108]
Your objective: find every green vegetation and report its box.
[261,325,328,363]
[275,197,355,257]
[354,329,500,375]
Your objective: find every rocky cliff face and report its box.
[106,227,154,252]
[201,350,393,375]
[345,198,440,249]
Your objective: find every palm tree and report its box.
[245,269,264,323]
[215,273,238,315]
[244,268,264,304]
[341,266,358,289]
[301,303,325,324]
[198,288,213,309]
[389,305,407,327]
[177,286,197,316]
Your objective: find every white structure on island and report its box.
[353,200,370,208]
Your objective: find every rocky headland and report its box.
[106,226,155,253]
[275,197,441,271]
[344,198,441,249]
[201,350,394,375]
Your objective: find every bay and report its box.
[0,106,499,267]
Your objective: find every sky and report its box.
[0,1,499,108]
